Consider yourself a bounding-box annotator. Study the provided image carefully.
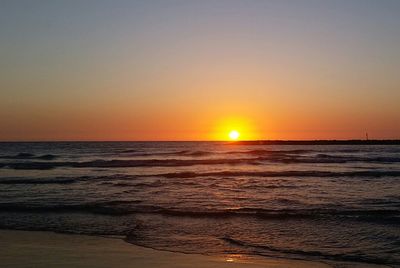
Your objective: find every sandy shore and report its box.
[0,230,335,268]
[0,230,392,268]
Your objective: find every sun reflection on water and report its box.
[223,254,247,263]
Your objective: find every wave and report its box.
[0,153,58,160]
[1,169,399,186]
[157,170,400,178]
[0,201,141,215]
[225,149,312,155]
[112,149,213,158]
[116,149,352,158]
[115,149,309,158]
[118,149,138,153]
[0,158,259,170]
[0,175,95,185]
[99,180,164,188]
[0,174,139,186]
[222,236,398,265]
[0,178,76,185]
[2,156,400,170]
[0,203,398,222]
[2,149,400,169]
[269,155,400,164]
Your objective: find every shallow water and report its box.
[0,142,399,266]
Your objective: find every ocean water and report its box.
[0,142,399,266]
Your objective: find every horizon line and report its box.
[1,139,400,143]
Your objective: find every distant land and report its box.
[0,140,400,145]
[231,140,400,145]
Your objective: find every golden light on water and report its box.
[229,130,240,140]
[222,254,249,263]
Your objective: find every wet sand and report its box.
[0,230,333,268]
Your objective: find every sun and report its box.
[229,130,240,140]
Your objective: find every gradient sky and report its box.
[1,0,399,141]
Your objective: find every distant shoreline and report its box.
[0,140,400,144]
[230,140,400,145]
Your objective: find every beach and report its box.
[0,230,335,268]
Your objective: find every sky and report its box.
[1,0,399,141]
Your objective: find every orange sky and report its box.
[1,1,399,141]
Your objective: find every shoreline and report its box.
[0,230,391,268]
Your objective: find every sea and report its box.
[0,142,399,267]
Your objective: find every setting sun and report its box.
[1,2,399,267]
[210,116,259,141]
[229,130,240,140]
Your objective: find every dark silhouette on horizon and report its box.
[230,140,400,145]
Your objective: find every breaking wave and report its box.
[0,203,398,223]
[1,169,399,186]
[222,236,399,265]
[0,153,58,160]
[156,170,400,178]
[2,154,400,170]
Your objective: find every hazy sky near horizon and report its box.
[1,0,400,140]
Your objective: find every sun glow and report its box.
[229,130,240,140]
[210,116,260,141]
